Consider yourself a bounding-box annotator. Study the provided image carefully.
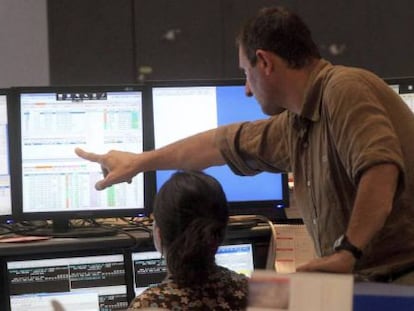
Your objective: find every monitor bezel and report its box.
[146,79,289,220]
[8,85,154,226]
[383,76,414,114]
[383,76,414,92]
[0,88,13,223]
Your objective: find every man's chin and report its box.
[263,106,286,116]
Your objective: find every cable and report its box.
[86,218,153,250]
[228,214,277,270]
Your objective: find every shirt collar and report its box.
[299,59,332,122]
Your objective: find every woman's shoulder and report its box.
[214,265,249,280]
[210,265,249,291]
[128,267,248,310]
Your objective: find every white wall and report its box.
[0,0,49,88]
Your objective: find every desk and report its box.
[0,224,271,257]
[0,229,151,257]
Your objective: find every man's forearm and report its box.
[345,163,399,251]
[297,163,400,274]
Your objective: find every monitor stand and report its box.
[22,219,118,238]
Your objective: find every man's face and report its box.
[238,46,285,116]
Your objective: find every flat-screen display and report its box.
[6,253,129,311]
[131,250,166,296]
[150,80,289,219]
[215,243,254,277]
[0,90,12,220]
[385,76,414,112]
[8,85,150,235]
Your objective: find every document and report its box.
[273,224,316,273]
[248,270,354,311]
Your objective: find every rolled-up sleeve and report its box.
[325,76,406,186]
[215,113,291,176]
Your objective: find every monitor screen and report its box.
[215,243,254,277]
[0,90,12,220]
[131,242,255,296]
[385,76,414,112]
[6,253,129,311]
[150,80,289,219]
[9,85,150,235]
[131,250,166,296]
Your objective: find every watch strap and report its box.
[333,235,363,260]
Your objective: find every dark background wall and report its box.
[48,0,414,85]
[0,0,49,88]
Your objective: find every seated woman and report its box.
[128,170,248,310]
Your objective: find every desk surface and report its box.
[0,223,271,257]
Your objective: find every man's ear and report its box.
[256,49,273,75]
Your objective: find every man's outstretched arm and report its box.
[75,128,225,190]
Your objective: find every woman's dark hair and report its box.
[153,170,229,286]
[237,6,321,69]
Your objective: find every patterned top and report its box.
[128,265,248,310]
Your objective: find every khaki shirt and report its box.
[216,59,414,279]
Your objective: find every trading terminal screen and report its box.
[7,254,128,311]
[0,94,12,217]
[131,251,167,296]
[18,89,144,215]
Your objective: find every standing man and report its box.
[76,7,414,284]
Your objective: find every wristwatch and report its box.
[333,234,363,260]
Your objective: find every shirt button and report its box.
[306,180,311,187]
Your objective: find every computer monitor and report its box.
[385,76,414,112]
[131,250,166,296]
[8,85,151,236]
[5,252,129,311]
[215,243,255,277]
[0,89,12,222]
[149,80,289,220]
[130,242,255,296]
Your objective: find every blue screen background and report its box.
[155,85,285,203]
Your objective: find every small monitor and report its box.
[0,90,12,221]
[131,250,167,296]
[385,76,414,112]
[150,80,289,220]
[9,85,151,236]
[215,243,254,277]
[6,253,129,311]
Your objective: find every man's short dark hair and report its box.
[237,6,321,69]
